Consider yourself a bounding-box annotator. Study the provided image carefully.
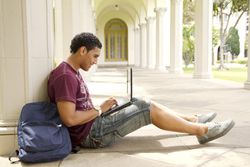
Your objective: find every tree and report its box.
[212,28,220,64]
[183,0,195,67]
[183,25,195,67]
[225,27,240,59]
[183,0,195,24]
[213,0,249,70]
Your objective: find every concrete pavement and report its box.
[1,67,249,167]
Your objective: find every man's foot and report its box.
[197,119,235,144]
[196,112,217,123]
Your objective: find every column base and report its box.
[0,121,17,155]
[193,73,212,79]
[148,65,156,69]
[244,81,250,90]
[157,66,168,72]
[169,67,183,74]
[0,127,17,155]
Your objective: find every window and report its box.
[104,19,128,61]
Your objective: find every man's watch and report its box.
[95,106,102,116]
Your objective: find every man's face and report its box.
[80,47,101,71]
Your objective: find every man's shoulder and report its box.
[53,62,76,76]
[49,62,77,82]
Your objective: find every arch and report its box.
[94,0,146,24]
[104,18,128,62]
[97,5,137,25]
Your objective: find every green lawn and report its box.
[183,66,247,83]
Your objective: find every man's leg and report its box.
[150,101,208,136]
[169,108,216,123]
[149,100,235,144]
[83,99,208,148]
[82,99,234,148]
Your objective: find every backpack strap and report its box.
[9,150,20,164]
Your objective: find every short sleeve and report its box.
[53,74,78,103]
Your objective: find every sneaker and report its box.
[196,112,217,123]
[197,119,235,144]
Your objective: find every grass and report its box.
[183,66,248,83]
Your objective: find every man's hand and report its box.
[100,97,117,112]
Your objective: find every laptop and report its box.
[101,67,134,117]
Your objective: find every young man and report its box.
[48,32,235,149]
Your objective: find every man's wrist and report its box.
[94,106,102,116]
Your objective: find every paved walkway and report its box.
[1,67,250,167]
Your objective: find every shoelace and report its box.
[208,122,222,130]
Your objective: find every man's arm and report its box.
[57,97,117,127]
[57,101,98,127]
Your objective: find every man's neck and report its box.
[66,54,79,71]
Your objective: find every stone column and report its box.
[54,0,63,65]
[62,0,87,59]
[56,0,95,62]
[134,27,141,67]
[155,8,167,71]
[244,1,250,89]
[0,0,54,155]
[245,50,250,89]
[193,0,213,79]
[61,0,96,79]
[139,23,147,68]
[146,17,156,69]
[80,0,96,33]
[164,0,171,69]
[170,0,183,73]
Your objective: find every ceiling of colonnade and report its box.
[93,0,145,26]
[92,0,166,27]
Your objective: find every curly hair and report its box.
[70,32,102,53]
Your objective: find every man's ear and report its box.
[80,46,87,55]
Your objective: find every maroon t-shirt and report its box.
[47,62,95,146]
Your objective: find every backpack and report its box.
[10,101,72,163]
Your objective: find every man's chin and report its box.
[84,66,91,71]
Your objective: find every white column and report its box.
[139,23,147,68]
[80,0,96,33]
[61,0,96,80]
[170,0,183,73]
[235,13,247,59]
[61,0,95,59]
[61,0,74,59]
[244,1,250,89]
[134,27,141,67]
[0,0,54,155]
[54,0,63,65]
[146,17,156,69]
[54,0,93,56]
[78,0,97,79]
[155,8,167,71]
[245,50,250,89]
[164,0,171,69]
[193,0,213,79]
